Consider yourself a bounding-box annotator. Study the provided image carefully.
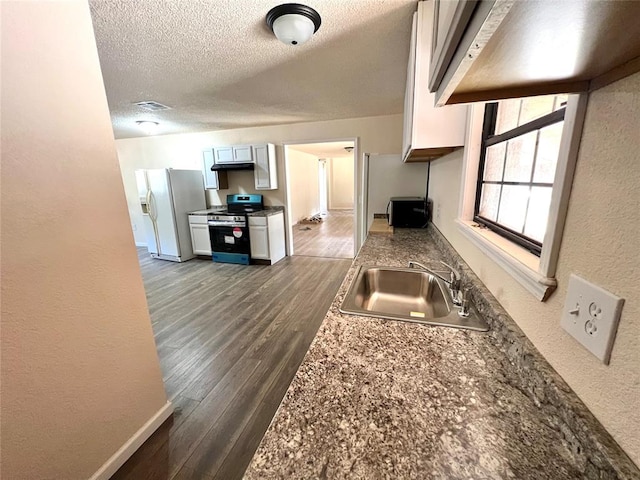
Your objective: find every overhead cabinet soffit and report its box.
[430,0,640,106]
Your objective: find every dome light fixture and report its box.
[344,146,354,153]
[266,3,321,46]
[135,120,159,135]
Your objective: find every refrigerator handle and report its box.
[145,190,152,216]
[148,190,158,221]
[148,189,162,255]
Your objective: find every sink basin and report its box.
[339,266,489,331]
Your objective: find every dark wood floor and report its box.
[292,209,354,259]
[111,250,351,480]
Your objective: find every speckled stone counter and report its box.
[247,205,285,217]
[188,206,225,215]
[244,228,639,480]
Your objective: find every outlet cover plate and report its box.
[561,274,624,364]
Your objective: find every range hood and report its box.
[210,163,255,172]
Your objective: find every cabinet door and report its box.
[249,225,269,259]
[214,146,234,163]
[190,223,212,255]
[253,144,270,189]
[429,0,477,92]
[233,145,253,163]
[267,212,286,264]
[202,149,219,189]
[402,12,418,160]
[253,144,278,190]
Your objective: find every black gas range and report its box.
[207,194,264,265]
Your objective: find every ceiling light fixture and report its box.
[266,3,321,46]
[135,120,159,135]
[344,146,354,153]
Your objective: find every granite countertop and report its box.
[247,206,285,217]
[189,206,284,216]
[188,206,225,215]
[244,229,639,480]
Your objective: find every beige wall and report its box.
[366,154,429,229]
[428,72,640,465]
[116,114,403,244]
[1,2,168,479]
[328,156,355,209]
[287,149,320,223]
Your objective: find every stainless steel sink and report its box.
[339,266,489,331]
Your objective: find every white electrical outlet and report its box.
[435,202,441,222]
[561,274,624,364]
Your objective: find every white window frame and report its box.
[456,93,588,301]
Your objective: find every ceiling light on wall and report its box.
[344,146,354,153]
[266,3,321,46]
[136,120,159,135]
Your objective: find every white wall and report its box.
[116,115,404,245]
[428,72,640,466]
[328,156,355,209]
[366,154,429,229]
[287,149,320,223]
[1,2,168,479]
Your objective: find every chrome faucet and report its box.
[408,260,463,306]
[458,288,471,317]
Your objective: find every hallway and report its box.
[291,210,354,259]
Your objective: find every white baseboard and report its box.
[89,401,173,480]
[135,241,148,247]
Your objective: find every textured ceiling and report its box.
[89,0,417,139]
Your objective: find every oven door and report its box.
[208,220,251,264]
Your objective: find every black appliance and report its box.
[388,196,429,228]
[208,194,264,265]
[210,163,254,171]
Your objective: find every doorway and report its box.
[284,140,356,259]
[318,159,328,216]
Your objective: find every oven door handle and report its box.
[208,221,246,228]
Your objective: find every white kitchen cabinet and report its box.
[402,0,468,163]
[253,143,278,190]
[428,0,476,94]
[214,145,253,164]
[249,224,269,259]
[249,212,285,264]
[429,1,640,106]
[188,214,212,255]
[202,149,229,190]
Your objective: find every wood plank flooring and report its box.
[292,209,354,259]
[111,250,351,480]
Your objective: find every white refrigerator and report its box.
[135,169,206,262]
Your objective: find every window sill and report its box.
[456,219,557,301]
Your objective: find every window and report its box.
[456,93,587,301]
[474,95,568,256]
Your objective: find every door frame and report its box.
[318,159,328,215]
[282,137,362,257]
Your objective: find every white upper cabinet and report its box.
[253,144,278,190]
[203,143,278,190]
[402,0,468,163]
[202,149,229,190]
[214,145,254,164]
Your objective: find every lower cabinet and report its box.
[249,212,285,265]
[188,214,212,255]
